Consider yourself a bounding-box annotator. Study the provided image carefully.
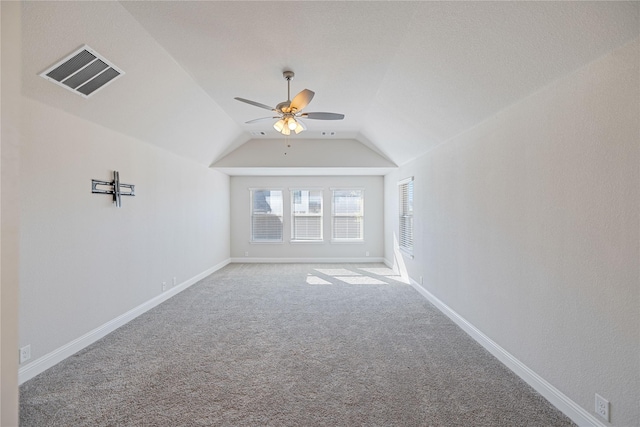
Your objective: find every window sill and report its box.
[290,240,324,244]
[331,239,365,244]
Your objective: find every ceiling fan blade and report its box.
[300,112,345,120]
[234,97,275,111]
[290,89,315,112]
[245,116,278,124]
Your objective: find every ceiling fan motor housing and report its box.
[276,101,292,113]
[283,70,294,80]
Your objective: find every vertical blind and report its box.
[332,189,364,240]
[251,189,283,242]
[291,190,323,240]
[399,178,413,254]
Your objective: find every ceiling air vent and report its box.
[39,45,124,98]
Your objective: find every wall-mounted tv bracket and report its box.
[91,171,135,208]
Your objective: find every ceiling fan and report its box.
[234,71,344,135]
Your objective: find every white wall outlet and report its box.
[365,251,370,257]
[244,251,249,257]
[419,276,424,285]
[19,345,31,363]
[172,277,177,286]
[162,281,167,292]
[595,393,610,422]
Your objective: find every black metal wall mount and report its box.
[91,171,135,207]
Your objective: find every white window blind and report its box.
[251,189,283,242]
[291,190,323,241]
[332,189,364,241]
[399,178,414,254]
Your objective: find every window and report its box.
[291,190,323,241]
[399,177,414,254]
[332,189,364,241]
[251,189,283,242]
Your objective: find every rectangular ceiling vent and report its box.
[39,45,124,98]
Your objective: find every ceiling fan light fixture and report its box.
[287,117,298,130]
[281,126,291,136]
[273,119,285,132]
[294,122,305,134]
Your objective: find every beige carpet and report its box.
[20,263,575,426]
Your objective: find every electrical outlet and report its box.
[419,276,424,285]
[173,277,177,286]
[244,251,249,257]
[365,251,370,257]
[162,282,167,292]
[595,394,609,422]
[20,345,31,363]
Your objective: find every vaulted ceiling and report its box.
[21,1,639,169]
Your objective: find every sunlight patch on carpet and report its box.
[306,275,333,285]
[336,276,387,285]
[315,268,361,276]
[359,267,396,276]
[359,267,408,284]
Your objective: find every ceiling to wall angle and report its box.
[20,1,640,166]
[39,45,124,98]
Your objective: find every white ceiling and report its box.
[21,1,639,168]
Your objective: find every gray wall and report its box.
[18,96,231,372]
[1,2,22,424]
[384,39,639,426]
[231,176,384,261]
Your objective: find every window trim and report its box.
[330,188,365,243]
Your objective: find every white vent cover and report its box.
[39,45,124,98]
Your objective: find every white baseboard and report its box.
[18,258,231,385]
[408,278,605,427]
[230,257,386,263]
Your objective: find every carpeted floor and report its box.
[20,263,575,426]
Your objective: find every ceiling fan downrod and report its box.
[283,70,294,102]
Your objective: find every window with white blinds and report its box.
[250,189,283,242]
[291,190,323,241]
[399,177,414,254]
[332,189,364,241]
